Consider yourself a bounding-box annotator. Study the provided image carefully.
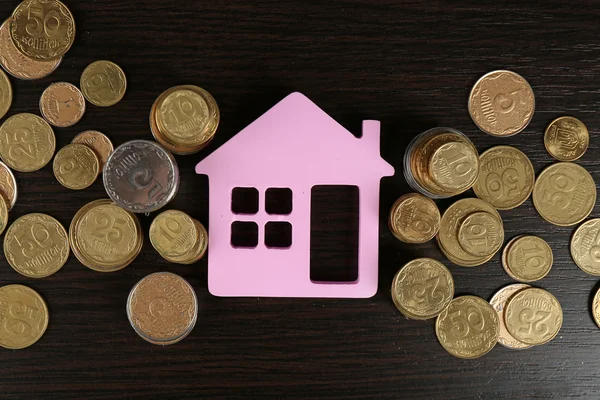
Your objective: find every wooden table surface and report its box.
[1,0,600,399]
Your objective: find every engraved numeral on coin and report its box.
[91,213,125,244]
[542,172,575,209]
[518,309,551,335]
[59,156,86,180]
[84,73,112,98]
[462,223,489,247]
[443,147,472,177]
[137,298,169,326]
[520,243,547,269]
[449,305,485,338]
[26,7,61,38]
[159,217,182,242]
[410,207,435,235]
[166,96,196,125]
[485,168,519,199]
[494,89,526,114]
[7,128,35,160]
[409,276,442,305]
[130,167,163,200]
[14,223,52,258]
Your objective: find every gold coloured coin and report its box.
[150,210,198,258]
[0,194,7,235]
[468,70,534,137]
[164,220,208,264]
[0,19,61,80]
[505,287,562,346]
[0,113,56,172]
[435,295,499,359]
[391,258,454,320]
[506,236,553,282]
[457,211,504,258]
[0,161,17,210]
[501,235,525,281]
[544,116,589,162]
[0,67,11,120]
[490,284,532,350]
[71,130,114,171]
[388,193,440,243]
[10,0,75,61]
[429,141,479,193]
[592,288,600,329]
[0,284,49,349]
[80,60,127,107]
[4,213,69,278]
[53,143,99,190]
[570,219,600,276]
[532,162,595,226]
[40,82,86,127]
[473,146,535,210]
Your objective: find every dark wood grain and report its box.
[1,0,599,398]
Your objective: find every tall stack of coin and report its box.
[403,127,479,199]
[149,210,208,264]
[502,236,553,282]
[388,193,440,243]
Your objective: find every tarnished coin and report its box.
[489,284,532,350]
[0,19,61,80]
[544,116,589,162]
[80,60,127,107]
[40,82,86,127]
[457,211,504,258]
[72,130,113,170]
[429,141,479,193]
[473,146,535,210]
[0,113,56,172]
[506,236,553,282]
[469,70,535,137]
[505,287,562,346]
[0,67,11,120]
[150,210,198,258]
[532,162,595,226]
[53,143,99,190]
[592,288,600,329]
[4,213,69,278]
[435,295,499,359]
[10,0,75,61]
[103,140,179,213]
[0,284,49,349]
[570,218,600,276]
[0,161,17,209]
[389,193,440,243]
[391,258,454,320]
[127,272,198,345]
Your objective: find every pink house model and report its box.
[195,92,394,298]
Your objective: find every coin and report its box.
[0,19,61,80]
[0,67,11,120]
[570,218,600,276]
[505,287,562,346]
[150,85,220,155]
[127,272,198,345]
[0,194,7,235]
[53,143,100,190]
[457,211,504,258]
[10,0,75,61]
[150,210,198,258]
[72,130,114,171]
[0,284,49,349]
[501,235,525,281]
[468,70,535,137]
[435,295,499,359]
[592,288,600,329]
[389,193,440,243]
[164,220,208,264]
[473,146,535,210]
[544,116,588,161]
[506,236,553,282]
[428,141,479,193]
[0,161,17,210]
[532,162,595,226]
[103,140,179,213]
[80,60,127,107]
[0,113,56,172]
[40,82,86,127]
[4,213,69,278]
[489,284,532,350]
[391,258,454,320]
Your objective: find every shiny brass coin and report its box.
[391,258,454,320]
[151,85,220,155]
[0,113,56,172]
[505,287,562,346]
[468,70,535,137]
[435,295,499,359]
[80,60,127,107]
[544,116,588,162]
[570,218,600,276]
[0,194,7,235]
[473,146,535,210]
[127,272,198,345]
[150,210,198,258]
[389,193,440,243]
[0,284,49,349]
[10,0,75,61]
[532,162,595,226]
[506,236,553,282]
[0,68,11,120]
[163,220,208,264]
[71,130,114,171]
[457,211,504,258]
[0,19,61,80]
[40,82,86,127]
[53,143,99,190]
[4,213,69,278]
[592,288,600,329]
[429,141,479,193]
[0,161,17,210]
[489,284,532,350]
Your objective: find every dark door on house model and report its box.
[310,185,359,283]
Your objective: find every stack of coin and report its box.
[53,144,100,190]
[388,193,440,243]
[544,116,589,161]
[0,284,49,349]
[502,236,553,282]
[69,199,143,272]
[150,85,220,155]
[437,198,504,267]
[149,210,208,264]
[570,219,600,276]
[403,127,479,199]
